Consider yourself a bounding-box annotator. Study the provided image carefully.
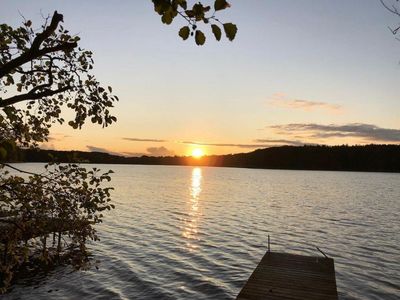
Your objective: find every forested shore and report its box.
[4,144,400,173]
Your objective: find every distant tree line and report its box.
[5,144,400,173]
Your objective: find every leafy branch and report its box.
[152,0,238,45]
[0,11,118,147]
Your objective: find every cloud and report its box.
[121,151,148,157]
[181,140,306,148]
[268,123,400,142]
[268,93,342,113]
[41,143,56,150]
[87,145,175,157]
[122,136,306,149]
[146,146,175,156]
[254,139,307,146]
[47,134,71,142]
[87,145,110,153]
[86,145,122,156]
[123,137,166,142]
[181,141,269,148]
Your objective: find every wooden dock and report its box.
[237,251,338,300]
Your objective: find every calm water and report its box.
[4,164,400,300]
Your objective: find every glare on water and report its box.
[4,164,400,300]
[183,167,202,250]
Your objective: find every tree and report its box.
[0,11,117,147]
[0,3,237,292]
[152,0,238,45]
[0,11,116,291]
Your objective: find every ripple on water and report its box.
[3,165,400,300]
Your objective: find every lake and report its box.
[4,164,400,299]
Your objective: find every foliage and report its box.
[0,163,114,292]
[0,11,116,292]
[0,11,118,148]
[152,0,237,45]
[0,3,235,291]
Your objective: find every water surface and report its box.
[4,164,400,299]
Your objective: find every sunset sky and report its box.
[1,1,400,156]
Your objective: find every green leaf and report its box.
[6,75,14,85]
[161,12,173,24]
[68,121,78,129]
[214,0,229,11]
[153,0,169,15]
[211,24,222,41]
[179,26,190,40]
[223,22,237,41]
[192,3,205,21]
[185,10,195,18]
[195,30,206,45]
[176,0,187,9]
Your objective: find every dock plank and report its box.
[236,252,338,300]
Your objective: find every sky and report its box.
[1,0,400,156]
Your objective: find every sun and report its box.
[191,148,204,159]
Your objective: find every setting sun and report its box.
[191,148,204,158]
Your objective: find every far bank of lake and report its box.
[8,144,400,173]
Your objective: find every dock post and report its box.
[268,235,270,252]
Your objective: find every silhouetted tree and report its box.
[0,11,116,292]
[0,3,238,291]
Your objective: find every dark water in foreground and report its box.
[4,164,400,300]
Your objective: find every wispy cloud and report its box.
[146,146,175,156]
[123,137,166,142]
[47,134,71,142]
[41,143,56,150]
[121,151,148,157]
[122,136,305,148]
[86,145,122,156]
[268,123,400,143]
[181,141,269,148]
[254,139,307,146]
[181,140,306,148]
[268,93,342,113]
[87,145,175,157]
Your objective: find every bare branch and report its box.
[31,11,63,50]
[380,0,400,17]
[0,162,39,176]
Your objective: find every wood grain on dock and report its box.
[236,251,338,300]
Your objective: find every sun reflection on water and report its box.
[182,167,202,251]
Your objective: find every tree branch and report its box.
[380,0,400,17]
[1,162,40,177]
[0,11,77,78]
[31,11,63,50]
[0,86,71,107]
[0,42,77,78]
